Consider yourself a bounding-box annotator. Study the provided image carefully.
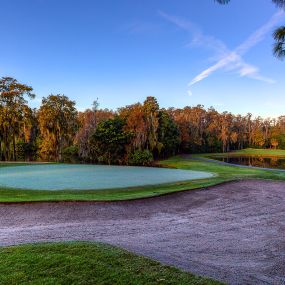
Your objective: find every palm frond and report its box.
[273,27,285,59]
[215,0,285,8]
[215,0,231,4]
[272,0,285,9]
[273,26,285,41]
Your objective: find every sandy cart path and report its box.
[1,180,285,285]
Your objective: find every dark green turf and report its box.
[0,242,222,285]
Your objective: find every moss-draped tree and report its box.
[38,94,78,161]
[0,77,35,161]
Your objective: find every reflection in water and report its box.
[211,156,285,170]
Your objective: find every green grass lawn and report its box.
[208,148,285,157]
[1,148,285,202]
[0,242,221,285]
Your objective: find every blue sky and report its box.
[1,0,284,117]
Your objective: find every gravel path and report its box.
[1,180,285,284]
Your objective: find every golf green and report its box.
[0,164,213,190]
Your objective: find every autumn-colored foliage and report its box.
[1,77,285,164]
[38,94,78,161]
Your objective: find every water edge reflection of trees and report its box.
[214,156,285,169]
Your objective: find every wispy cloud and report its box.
[159,10,285,95]
[235,11,284,56]
[159,11,228,58]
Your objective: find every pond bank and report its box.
[188,155,285,172]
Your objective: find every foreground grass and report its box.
[0,242,221,285]
[1,149,285,202]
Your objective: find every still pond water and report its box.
[0,164,213,191]
[211,156,285,170]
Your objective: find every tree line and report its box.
[1,77,285,165]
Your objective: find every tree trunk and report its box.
[13,134,16,161]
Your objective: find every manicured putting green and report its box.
[0,164,213,191]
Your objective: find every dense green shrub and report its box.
[128,150,154,166]
[90,117,131,165]
[62,145,79,163]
